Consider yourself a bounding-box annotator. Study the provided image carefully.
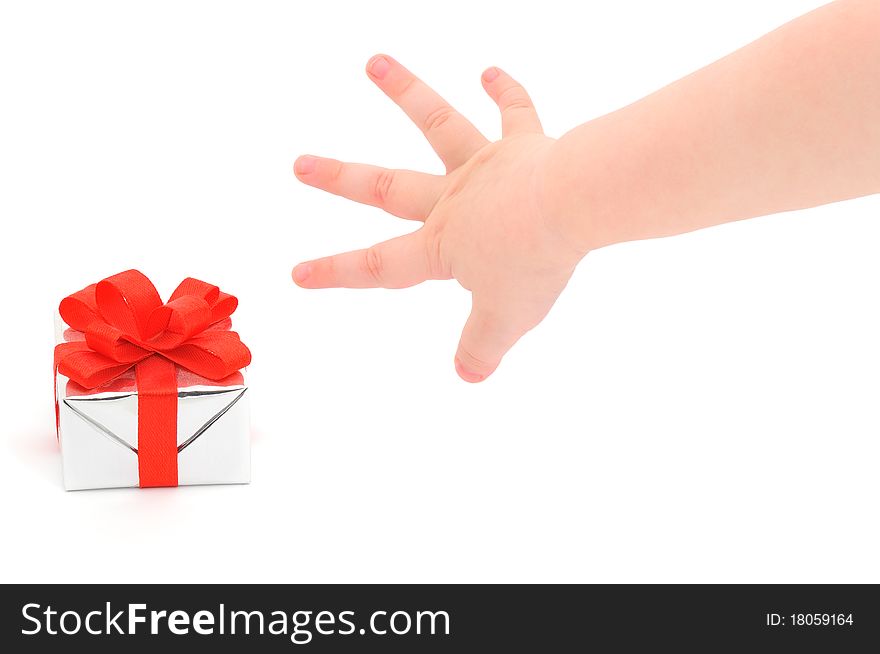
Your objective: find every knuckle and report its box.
[422,105,456,135]
[319,256,337,286]
[423,226,449,280]
[397,74,417,98]
[329,160,344,182]
[371,169,396,205]
[363,246,385,285]
[456,343,495,373]
[497,84,533,112]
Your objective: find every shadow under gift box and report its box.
[55,316,251,491]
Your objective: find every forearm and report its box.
[544,0,880,252]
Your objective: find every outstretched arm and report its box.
[545,0,880,252]
[293,0,880,383]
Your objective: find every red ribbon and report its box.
[54,270,251,487]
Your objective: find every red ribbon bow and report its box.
[54,270,251,487]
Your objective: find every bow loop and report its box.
[145,295,213,348]
[163,331,252,381]
[210,291,239,324]
[55,342,145,389]
[58,284,100,332]
[84,321,151,363]
[95,270,164,339]
[170,277,238,324]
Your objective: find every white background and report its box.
[1,0,878,583]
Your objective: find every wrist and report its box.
[538,133,610,256]
[533,139,589,259]
[540,121,655,255]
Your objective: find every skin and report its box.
[294,0,880,383]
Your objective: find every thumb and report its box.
[454,297,524,383]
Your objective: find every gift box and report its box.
[53,270,252,490]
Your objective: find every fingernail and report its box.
[455,357,486,383]
[368,55,391,80]
[482,67,500,83]
[294,155,316,175]
[292,263,311,284]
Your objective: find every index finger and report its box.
[367,54,489,171]
[293,231,434,289]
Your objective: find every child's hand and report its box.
[293,55,584,382]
